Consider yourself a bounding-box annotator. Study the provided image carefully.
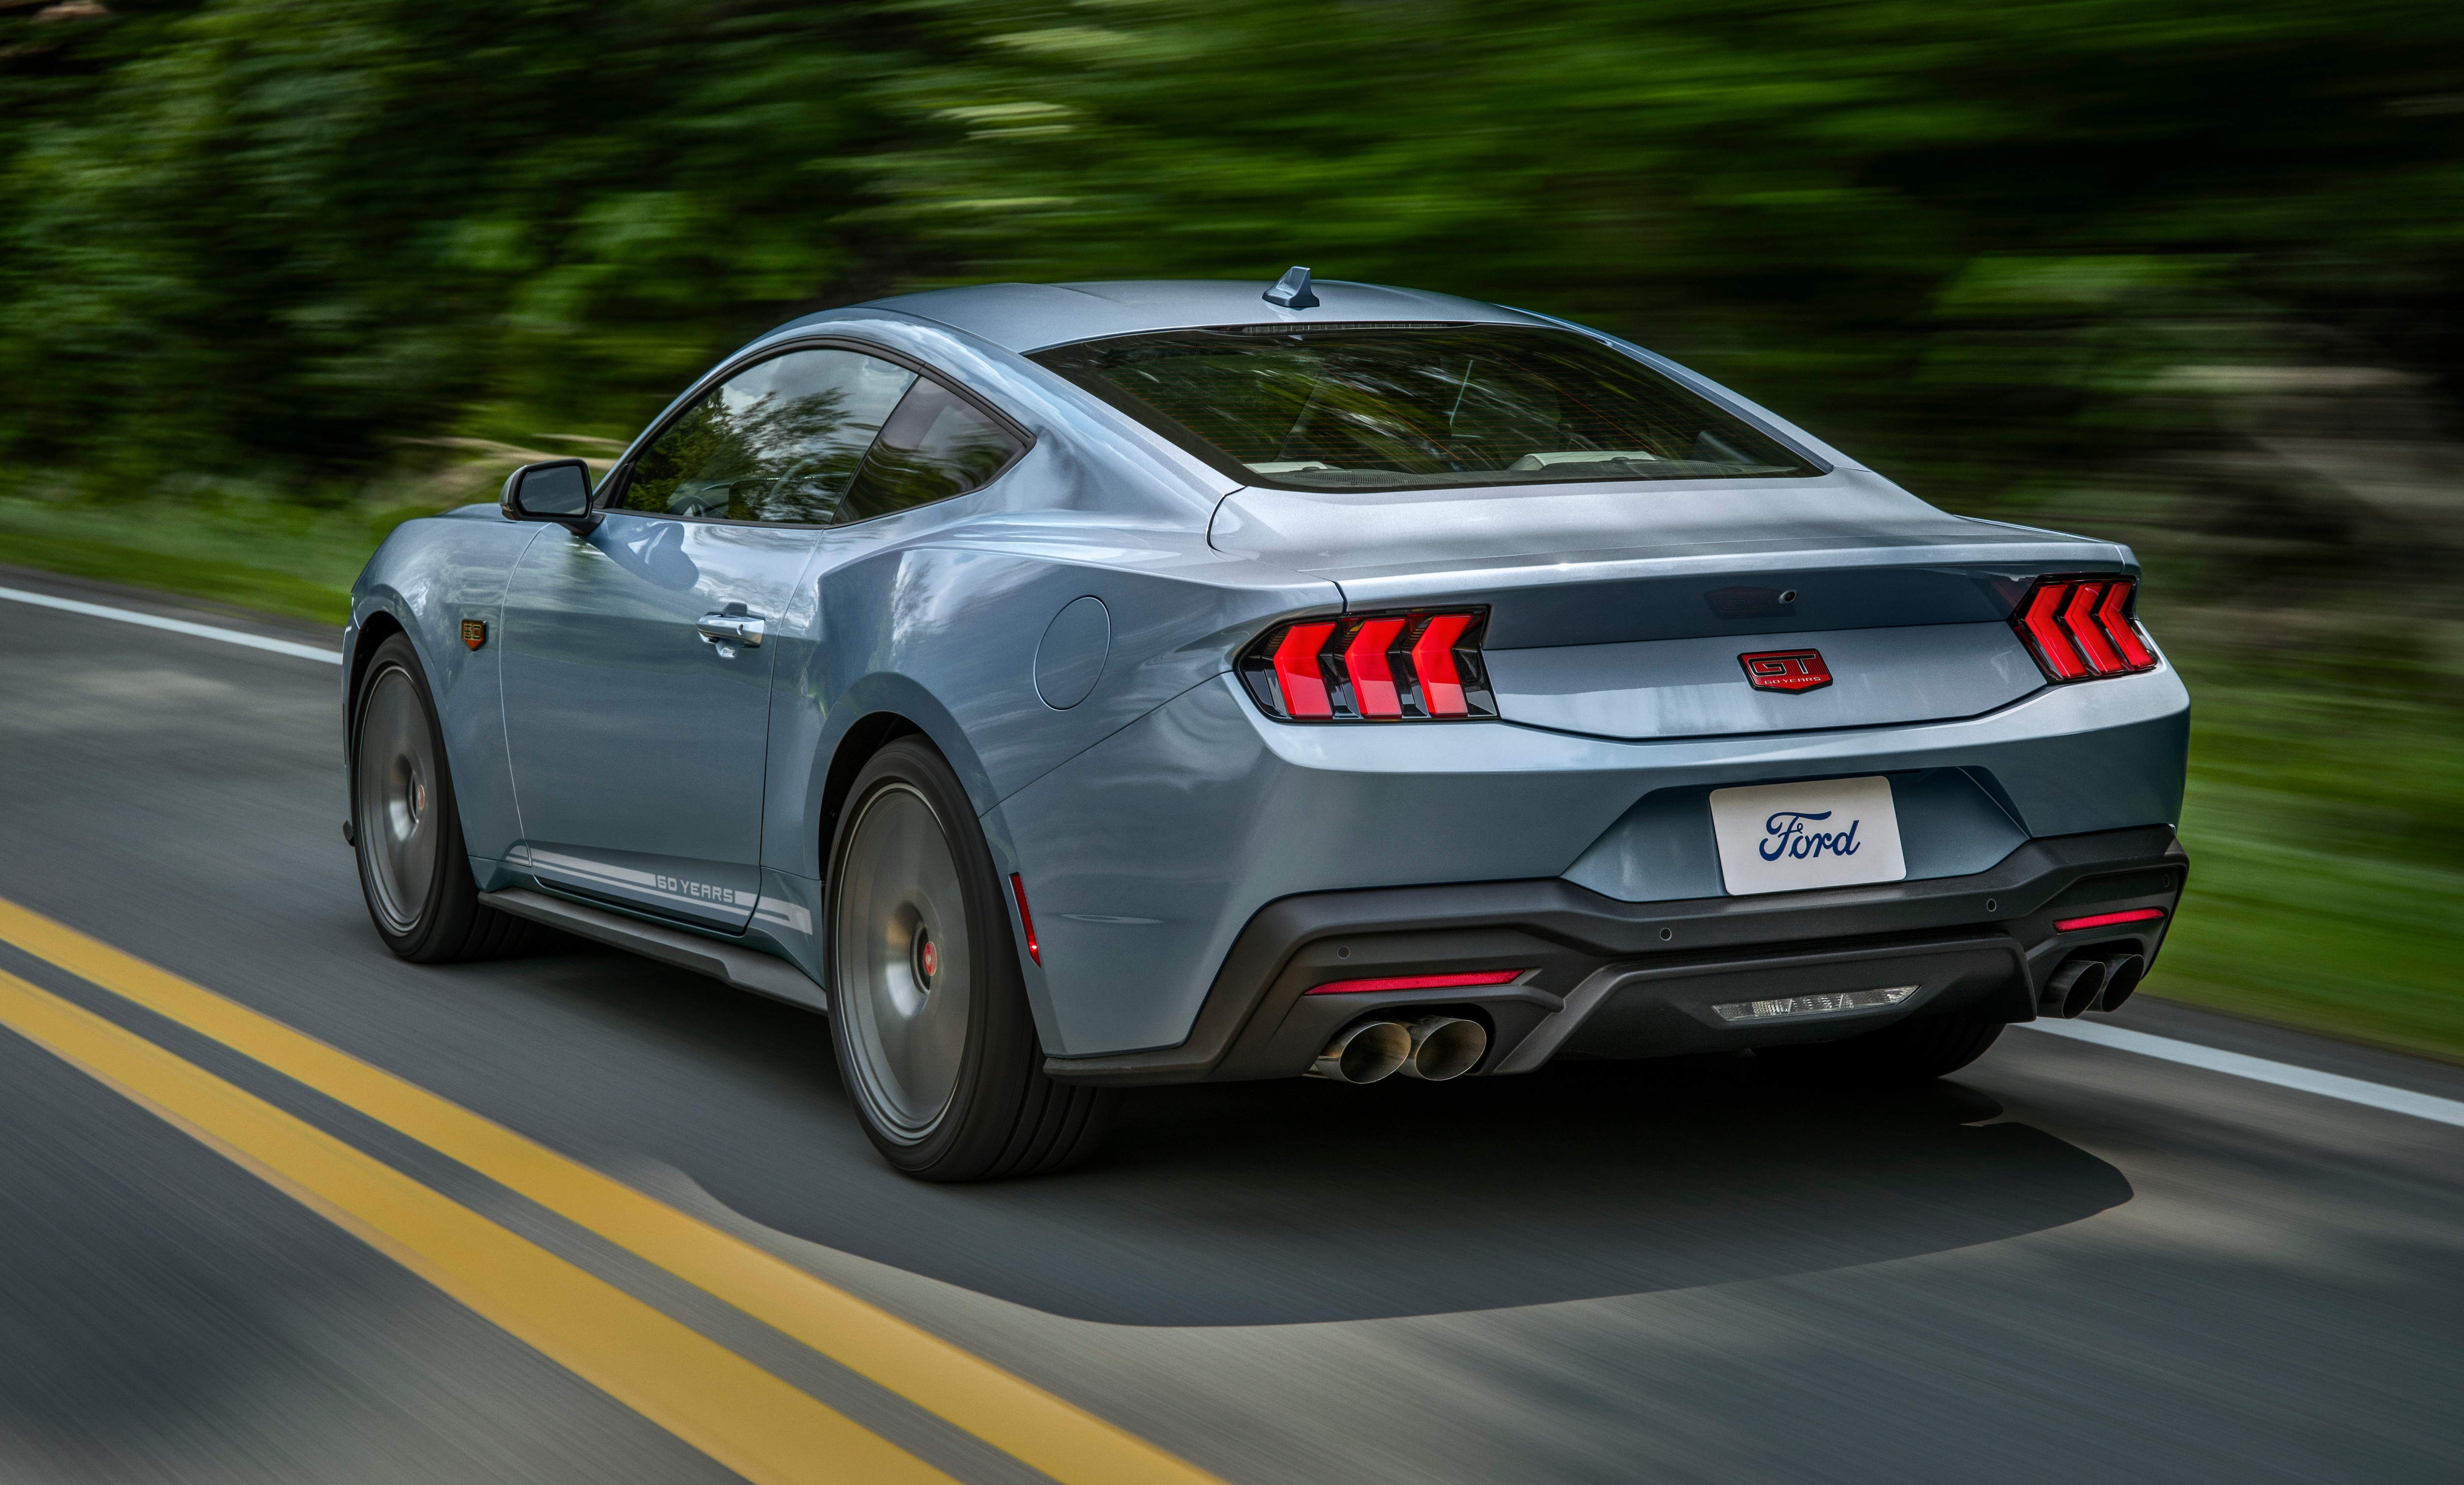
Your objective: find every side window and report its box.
[838,378,1029,525]
[617,348,916,524]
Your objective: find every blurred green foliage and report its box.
[2,0,2460,1053]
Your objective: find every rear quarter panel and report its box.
[766,516,1342,880]
[747,313,1346,882]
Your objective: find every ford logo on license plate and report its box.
[1709,776,1908,895]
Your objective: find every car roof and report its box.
[845,278,1553,354]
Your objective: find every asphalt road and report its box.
[2,565,2461,1485]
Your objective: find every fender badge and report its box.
[1741,649,1830,693]
[462,619,488,651]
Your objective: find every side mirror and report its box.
[500,459,599,530]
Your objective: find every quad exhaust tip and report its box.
[1312,1016,1490,1084]
[2042,949,2152,1019]
[2098,953,2146,1012]
[1398,1016,1487,1081]
[1312,1020,1411,1083]
[2042,957,2108,1019]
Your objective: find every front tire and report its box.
[1755,1011,2005,1081]
[350,634,530,963]
[826,738,1116,1181]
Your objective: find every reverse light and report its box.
[2011,575,2160,684]
[1306,969,1525,995]
[2053,907,2166,932]
[1242,608,1497,722]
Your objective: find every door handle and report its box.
[695,613,766,648]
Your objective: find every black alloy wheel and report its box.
[826,737,1116,1181]
[349,633,530,963]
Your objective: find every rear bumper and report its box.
[1043,823,2186,1085]
[995,664,2187,1059]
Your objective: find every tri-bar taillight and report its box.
[2010,575,2159,683]
[1240,608,1498,722]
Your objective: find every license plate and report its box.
[1709,776,1907,896]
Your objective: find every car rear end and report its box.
[1000,312,2188,1083]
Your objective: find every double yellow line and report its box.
[0,898,1224,1485]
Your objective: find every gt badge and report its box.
[1741,649,1830,693]
[462,619,488,651]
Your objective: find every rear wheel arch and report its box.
[819,711,926,858]
[805,673,1004,860]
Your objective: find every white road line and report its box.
[2020,1018,2464,1129]
[0,585,342,664]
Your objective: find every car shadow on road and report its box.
[618,953,2134,1326]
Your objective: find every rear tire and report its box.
[826,738,1116,1181]
[350,634,532,964]
[1755,1011,2005,1081]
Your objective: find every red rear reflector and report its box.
[2018,583,2088,679]
[1008,873,1041,963]
[1306,969,1524,995]
[2053,907,2166,932]
[1344,617,1409,718]
[1410,613,1474,716]
[2096,583,2155,668]
[1271,621,1337,718]
[2061,582,2125,674]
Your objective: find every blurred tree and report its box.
[868,0,2464,501]
[3,0,2457,512]
[0,0,926,493]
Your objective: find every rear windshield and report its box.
[1028,323,1819,490]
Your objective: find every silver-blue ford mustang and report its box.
[343,269,2190,1181]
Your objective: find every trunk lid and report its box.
[1209,468,2135,739]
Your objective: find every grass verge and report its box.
[0,525,352,625]
[0,493,412,625]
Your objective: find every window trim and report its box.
[595,335,1038,527]
[1027,322,1830,493]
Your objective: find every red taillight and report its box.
[2011,576,2158,684]
[2097,583,2155,669]
[2062,582,2126,674]
[1344,617,1409,718]
[1271,621,1338,718]
[2018,583,2088,679]
[1008,873,1040,964]
[1241,608,1495,722]
[2054,907,2166,932]
[1306,969,1524,995]
[1410,613,1474,717]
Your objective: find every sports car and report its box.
[343,268,2190,1180]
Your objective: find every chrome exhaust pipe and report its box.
[1311,1020,1411,1084]
[2042,957,2109,1019]
[2097,953,2147,1012]
[1396,1016,1488,1081]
